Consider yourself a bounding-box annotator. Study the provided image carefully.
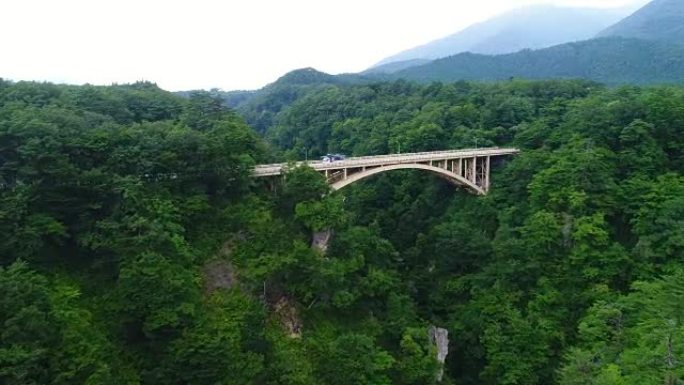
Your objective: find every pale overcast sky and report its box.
[1,0,649,91]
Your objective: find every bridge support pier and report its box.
[485,156,490,191]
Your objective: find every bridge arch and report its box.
[330,163,485,195]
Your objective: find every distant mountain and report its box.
[214,0,684,127]
[226,68,338,133]
[217,90,256,108]
[371,5,633,72]
[598,0,684,44]
[392,37,684,85]
[364,59,431,75]
[221,68,374,133]
[225,37,684,130]
[260,67,373,88]
[268,67,339,86]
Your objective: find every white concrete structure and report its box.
[253,148,520,195]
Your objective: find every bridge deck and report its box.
[253,148,520,177]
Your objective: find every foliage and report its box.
[1,78,683,385]
[393,37,684,85]
[598,0,684,44]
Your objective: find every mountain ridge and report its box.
[212,0,684,123]
[598,0,684,44]
[372,4,634,71]
[392,37,684,85]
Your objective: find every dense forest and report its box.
[371,4,631,68]
[1,77,683,385]
[598,0,684,43]
[390,37,684,85]
[372,0,684,83]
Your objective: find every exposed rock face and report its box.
[201,238,242,294]
[429,326,450,382]
[274,297,302,338]
[562,213,574,248]
[201,260,236,294]
[311,229,333,253]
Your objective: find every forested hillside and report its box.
[393,37,684,85]
[598,0,684,43]
[372,5,632,70]
[216,68,374,134]
[228,35,684,117]
[1,77,683,384]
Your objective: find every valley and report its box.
[1,1,683,384]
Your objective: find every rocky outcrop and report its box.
[201,238,243,294]
[429,326,449,382]
[274,297,302,338]
[201,259,236,294]
[311,229,333,253]
[562,213,574,248]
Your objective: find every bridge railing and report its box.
[253,147,520,176]
[254,148,513,168]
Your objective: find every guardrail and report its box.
[253,148,520,176]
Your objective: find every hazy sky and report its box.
[1,0,649,91]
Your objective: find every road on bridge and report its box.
[252,148,519,177]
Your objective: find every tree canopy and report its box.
[1,78,683,384]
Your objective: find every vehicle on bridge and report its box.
[321,153,346,163]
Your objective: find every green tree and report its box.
[0,262,57,385]
[168,290,265,385]
[313,333,394,385]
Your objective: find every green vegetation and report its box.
[1,77,683,384]
[371,5,631,70]
[387,0,684,85]
[213,68,373,134]
[230,36,684,117]
[598,0,684,44]
[394,37,684,85]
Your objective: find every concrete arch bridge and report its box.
[253,148,519,195]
